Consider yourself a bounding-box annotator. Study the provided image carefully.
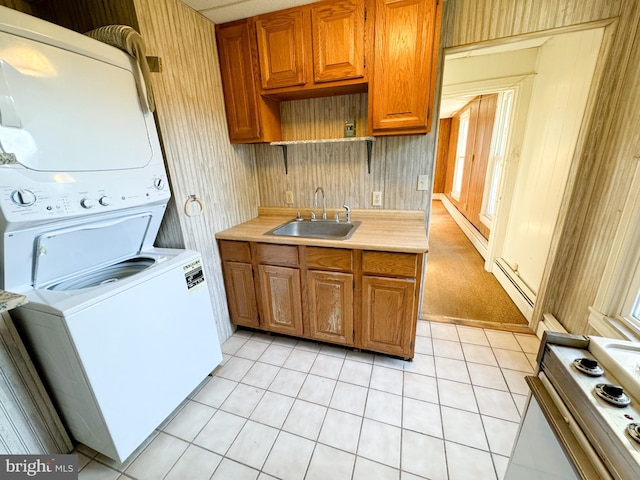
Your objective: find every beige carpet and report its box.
[421,200,529,331]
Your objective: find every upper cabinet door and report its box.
[311,0,365,83]
[216,21,262,141]
[369,0,442,135]
[215,20,282,143]
[256,10,306,90]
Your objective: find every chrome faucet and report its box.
[343,204,351,223]
[313,186,326,220]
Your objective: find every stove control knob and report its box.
[153,177,165,190]
[595,383,631,407]
[10,189,36,206]
[573,357,604,376]
[80,197,96,209]
[99,196,112,206]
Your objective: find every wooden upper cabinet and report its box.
[256,10,306,90]
[311,0,365,83]
[369,0,442,136]
[215,19,281,143]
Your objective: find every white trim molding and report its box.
[493,258,535,322]
[588,156,640,340]
[440,195,489,259]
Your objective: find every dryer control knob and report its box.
[10,189,36,206]
[153,177,165,190]
[99,196,112,206]
[80,197,96,209]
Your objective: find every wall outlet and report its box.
[285,191,294,205]
[372,191,382,207]
[417,175,429,191]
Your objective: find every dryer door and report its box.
[0,30,153,172]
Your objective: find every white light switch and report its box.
[417,175,429,191]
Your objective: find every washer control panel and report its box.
[0,169,170,225]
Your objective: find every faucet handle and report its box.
[310,211,316,221]
[342,204,351,223]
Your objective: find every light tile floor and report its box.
[76,321,540,480]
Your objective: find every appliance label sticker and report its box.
[184,258,206,292]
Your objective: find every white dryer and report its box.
[0,7,222,462]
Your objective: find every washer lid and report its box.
[33,213,152,289]
[46,257,156,291]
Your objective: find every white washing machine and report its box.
[0,7,222,462]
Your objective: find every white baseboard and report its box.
[440,196,488,260]
[493,258,535,322]
[536,312,567,338]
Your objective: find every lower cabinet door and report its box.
[222,261,259,327]
[307,270,354,345]
[258,264,303,336]
[362,275,415,357]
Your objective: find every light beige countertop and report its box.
[0,290,27,313]
[215,207,429,253]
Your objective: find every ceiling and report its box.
[181,0,316,24]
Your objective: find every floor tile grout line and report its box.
[81,322,536,479]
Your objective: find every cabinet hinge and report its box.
[364,56,366,69]
[364,7,367,22]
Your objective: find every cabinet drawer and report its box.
[306,247,353,271]
[362,251,417,277]
[219,240,252,262]
[255,243,299,266]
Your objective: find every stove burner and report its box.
[628,423,640,444]
[595,383,631,407]
[573,357,604,376]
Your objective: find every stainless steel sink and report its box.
[266,219,361,240]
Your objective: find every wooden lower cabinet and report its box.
[361,275,416,357]
[258,264,304,336]
[307,270,354,345]
[222,261,259,328]
[218,240,421,358]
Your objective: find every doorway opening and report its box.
[424,26,606,331]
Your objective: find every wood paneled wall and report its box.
[442,0,640,334]
[433,118,451,194]
[133,0,259,343]
[256,94,434,211]
[441,0,623,48]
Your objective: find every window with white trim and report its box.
[481,90,514,226]
[588,159,640,339]
[451,110,470,201]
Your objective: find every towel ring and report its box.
[184,194,204,217]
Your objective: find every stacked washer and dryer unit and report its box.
[0,7,222,462]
